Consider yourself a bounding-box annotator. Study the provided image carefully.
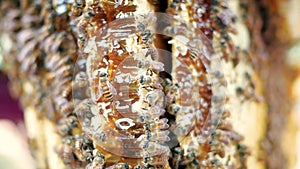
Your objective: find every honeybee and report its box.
[74,134,94,162]
[53,64,73,78]
[61,84,72,98]
[87,153,105,169]
[55,97,73,115]
[72,0,85,17]
[75,71,88,87]
[57,115,79,136]
[114,163,131,169]
[95,70,114,102]
[75,8,99,49]
[142,153,170,167]
[133,165,142,169]
[58,137,74,165]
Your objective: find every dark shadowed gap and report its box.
[148,0,173,74]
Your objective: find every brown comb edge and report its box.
[166,0,212,168]
[208,0,268,168]
[243,0,299,169]
[215,1,267,169]
[166,0,236,168]
[166,0,267,168]
[71,0,174,168]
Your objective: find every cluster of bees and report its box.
[0,0,254,168]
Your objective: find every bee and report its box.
[133,165,142,169]
[88,154,105,169]
[143,153,170,167]
[144,118,168,131]
[50,32,66,53]
[57,115,79,136]
[75,71,88,87]
[145,89,164,106]
[75,7,98,44]
[150,130,170,142]
[170,147,182,169]
[189,48,199,60]
[74,135,94,162]
[58,137,74,165]
[53,64,73,78]
[96,70,114,102]
[72,0,85,17]
[55,97,74,115]
[18,39,38,73]
[76,17,90,49]
[61,84,72,98]
[167,104,181,115]
[115,163,131,169]
[212,95,226,105]
[57,122,72,136]
[139,75,152,86]
[141,29,152,44]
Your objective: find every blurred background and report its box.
[0,65,34,168]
